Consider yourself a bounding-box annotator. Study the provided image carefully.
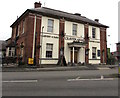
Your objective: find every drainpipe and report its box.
[39,26,44,66]
[32,15,37,64]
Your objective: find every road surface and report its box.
[2,68,118,96]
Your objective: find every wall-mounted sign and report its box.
[65,37,84,42]
[42,34,84,42]
[42,35,59,39]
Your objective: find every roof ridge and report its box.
[42,7,74,16]
[11,6,109,28]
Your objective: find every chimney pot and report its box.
[74,13,81,16]
[94,19,99,22]
[34,1,42,8]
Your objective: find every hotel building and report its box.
[6,2,109,66]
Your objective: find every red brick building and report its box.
[6,2,109,66]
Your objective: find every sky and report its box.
[0,0,119,52]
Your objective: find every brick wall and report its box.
[35,15,42,65]
[25,13,42,65]
[59,19,65,57]
[11,13,42,65]
[84,24,89,64]
[100,28,107,64]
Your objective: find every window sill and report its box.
[89,59,100,60]
[39,58,58,60]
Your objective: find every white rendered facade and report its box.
[40,16,101,64]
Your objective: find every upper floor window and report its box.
[47,19,54,32]
[12,28,16,38]
[17,24,20,36]
[46,43,53,58]
[22,19,25,34]
[92,27,96,38]
[20,42,24,57]
[72,24,77,36]
[92,47,96,59]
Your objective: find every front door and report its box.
[71,51,78,63]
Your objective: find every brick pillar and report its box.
[84,24,89,64]
[59,19,65,57]
[100,28,107,64]
[25,14,34,64]
[35,15,42,65]
[25,14,42,65]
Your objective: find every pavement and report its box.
[1,63,118,72]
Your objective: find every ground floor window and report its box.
[92,47,96,59]
[46,43,53,58]
[8,47,15,57]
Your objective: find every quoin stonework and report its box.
[6,2,109,66]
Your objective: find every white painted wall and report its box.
[78,47,85,63]
[65,21,84,37]
[64,20,85,63]
[88,26,100,40]
[64,40,72,63]
[40,17,101,64]
[88,26,101,64]
[89,42,100,59]
[41,16,59,34]
[40,16,59,64]
[89,60,100,64]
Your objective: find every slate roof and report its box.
[11,7,109,28]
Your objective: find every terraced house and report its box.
[6,2,109,66]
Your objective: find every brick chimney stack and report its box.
[34,1,42,8]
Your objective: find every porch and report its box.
[67,41,86,64]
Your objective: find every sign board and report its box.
[28,58,34,64]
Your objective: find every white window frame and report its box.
[72,24,77,36]
[47,19,54,32]
[92,27,96,38]
[92,47,96,59]
[46,43,53,58]
[8,47,15,57]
